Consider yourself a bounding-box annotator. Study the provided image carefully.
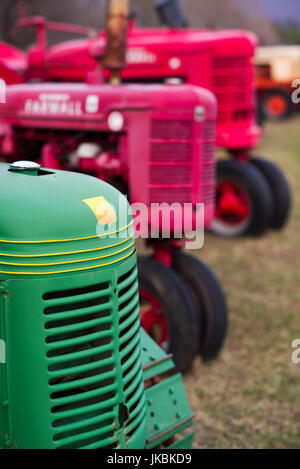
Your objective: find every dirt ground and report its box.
[184,115,300,448]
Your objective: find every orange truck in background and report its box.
[256,45,300,121]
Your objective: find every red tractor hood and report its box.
[43,28,258,82]
[0,42,27,84]
[0,82,217,127]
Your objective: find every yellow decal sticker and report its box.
[83,196,117,226]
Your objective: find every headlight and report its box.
[108,112,124,132]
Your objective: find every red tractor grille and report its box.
[202,121,216,205]
[150,142,193,162]
[151,119,193,140]
[149,119,194,205]
[43,263,145,449]
[212,56,255,124]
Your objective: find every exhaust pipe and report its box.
[103,0,130,84]
[155,0,189,28]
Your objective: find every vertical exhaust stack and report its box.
[155,0,189,28]
[103,0,130,85]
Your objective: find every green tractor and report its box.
[0,161,194,449]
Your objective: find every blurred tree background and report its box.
[275,22,300,45]
[0,0,299,48]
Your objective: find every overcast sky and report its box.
[231,0,300,24]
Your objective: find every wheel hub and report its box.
[216,181,250,224]
[266,95,287,118]
[139,289,168,349]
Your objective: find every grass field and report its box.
[185,115,300,449]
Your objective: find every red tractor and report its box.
[0,42,26,85]
[0,0,292,237]
[0,0,291,237]
[0,0,227,372]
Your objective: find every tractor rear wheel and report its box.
[262,89,292,121]
[213,160,273,238]
[172,252,228,361]
[250,157,291,230]
[138,258,199,372]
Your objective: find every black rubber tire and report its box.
[172,252,228,361]
[213,160,273,238]
[262,89,292,121]
[250,157,291,230]
[138,258,199,372]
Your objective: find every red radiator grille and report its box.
[212,55,255,124]
[202,121,216,205]
[150,142,193,162]
[151,119,193,140]
[149,119,194,205]
[150,164,193,185]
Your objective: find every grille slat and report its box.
[150,142,193,163]
[202,121,216,205]
[51,397,116,421]
[50,382,117,408]
[124,365,143,402]
[52,411,112,434]
[43,307,112,326]
[151,119,193,140]
[149,120,195,207]
[149,187,191,204]
[49,369,116,394]
[125,374,144,408]
[44,300,112,319]
[45,315,113,336]
[43,285,110,306]
[48,356,114,379]
[56,423,115,449]
[47,343,113,364]
[119,306,140,332]
[117,266,145,442]
[46,329,113,349]
[123,355,142,389]
[43,257,146,448]
[126,404,147,436]
[212,55,255,124]
[150,164,193,185]
[126,394,146,425]
[80,437,118,450]
[119,294,139,319]
[52,406,114,429]
[121,343,140,375]
[44,277,118,448]
[119,318,140,346]
[118,284,139,310]
[117,267,137,290]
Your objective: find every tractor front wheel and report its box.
[262,89,292,121]
[213,160,273,237]
[138,258,199,372]
[172,252,228,361]
[250,157,291,230]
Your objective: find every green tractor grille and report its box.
[117,265,146,440]
[0,163,194,450]
[41,260,145,449]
